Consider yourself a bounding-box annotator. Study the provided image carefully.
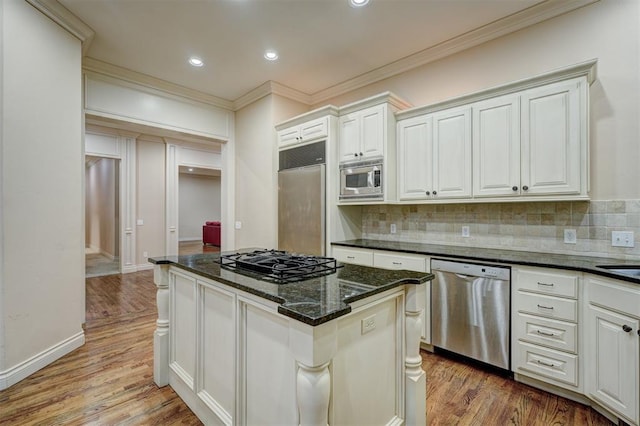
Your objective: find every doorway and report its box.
[85,156,120,277]
[178,166,222,255]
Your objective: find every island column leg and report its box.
[153,264,170,387]
[297,361,331,426]
[405,284,426,426]
[289,320,337,426]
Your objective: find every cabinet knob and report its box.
[512,186,518,191]
[622,324,632,333]
[354,153,359,157]
[637,329,640,337]
[523,185,529,191]
[359,152,363,157]
[432,190,437,195]
[425,191,430,196]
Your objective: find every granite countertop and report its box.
[332,239,640,285]
[149,250,433,326]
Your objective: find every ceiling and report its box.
[55,0,589,104]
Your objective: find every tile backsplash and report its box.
[361,200,640,260]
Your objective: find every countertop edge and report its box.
[332,240,640,285]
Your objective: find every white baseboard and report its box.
[0,331,85,390]
[179,237,201,243]
[137,263,154,271]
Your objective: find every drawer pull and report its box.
[392,262,403,265]
[537,282,555,287]
[622,325,632,333]
[536,359,555,368]
[536,330,556,337]
[346,256,355,259]
[537,304,554,310]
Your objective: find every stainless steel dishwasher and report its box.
[431,258,511,370]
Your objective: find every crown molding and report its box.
[26,0,95,55]
[83,57,235,111]
[233,81,312,111]
[309,0,600,104]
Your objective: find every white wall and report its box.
[0,0,84,387]
[85,158,118,257]
[314,0,640,200]
[179,174,221,241]
[136,138,166,264]
[234,95,278,249]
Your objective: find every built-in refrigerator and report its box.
[278,141,326,256]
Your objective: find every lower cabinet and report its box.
[585,276,640,426]
[332,246,431,344]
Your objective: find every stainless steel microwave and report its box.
[339,159,383,200]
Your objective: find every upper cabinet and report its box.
[276,105,340,149]
[338,104,386,162]
[277,116,329,148]
[397,60,594,204]
[397,106,472,201]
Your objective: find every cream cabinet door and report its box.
[472,94,521,197]
[277,126,301,147]
[521,78,584,195]
[586,304,639,424]
[432,106,472,199]
[338,112,361,163]
[397,115,433,201]
[360,104,385,159]
[299,116,328,141]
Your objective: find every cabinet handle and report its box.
[392,262,402,265]
[432,191,437,195]
[523,185,529,191]
[536,359,555,368]
[537,281,555,287]
[354,153,359,157]
[622,325,632,333]
[536,329,556,337]
[637,329,640,337]
[425,191,431,196]
[359,152,363,157]
[512,186,518,191]
[346,256,355,259]
[537,304,554,310]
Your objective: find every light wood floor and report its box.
[179,240,220,255]
[0,270,612,425]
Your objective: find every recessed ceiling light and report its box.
[188,57,204,67]
[264,50,278,61]
[350,0,370,7]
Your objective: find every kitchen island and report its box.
[150,250,433,425]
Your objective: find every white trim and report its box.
[83,58,233,110]
[0,331,85,390]
[47,0,597,108]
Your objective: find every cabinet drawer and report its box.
[587,276,640,318]
[332,247,373,266]
[515,267,579,298]
[513,312,577,353]
[373,251,427,272]
[514,341,578,387]
[515,292,578,322]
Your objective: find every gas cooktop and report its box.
[217,249,342,284]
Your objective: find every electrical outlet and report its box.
[390,223,397,234]
[611,231,634,248]
[361,315,376,334]
[461,226,470,237]
[564,229,577,244]
[235,221,242,230]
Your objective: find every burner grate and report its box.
[217,249,341,283]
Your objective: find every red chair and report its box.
[203,221,221,246]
